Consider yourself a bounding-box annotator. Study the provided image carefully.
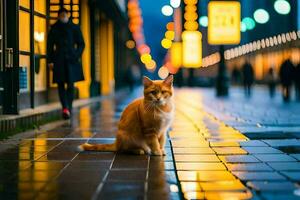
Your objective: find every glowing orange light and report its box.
[145,60,156,70]
[184,21,198,31]
[140,53,152,64]
[166,22,174,31]
[161,38,172,49]
[126,40,135,49]
[165,31,175,40]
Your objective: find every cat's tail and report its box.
[77,142,117,152]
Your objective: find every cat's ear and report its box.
[163,75,173,87]
[143,76,153,87]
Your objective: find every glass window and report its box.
[19,10,30,52]
[19,55,30,92]
[34,0,46,15]
[34,16,46,55]
[34,58,47,91]
[73,18,79,24]
[64,0,71,4]
[19,0,30,9]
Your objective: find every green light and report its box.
[199,16,208,27]
[240,22,247,32]
[274,0,291,15]
[253,9,269,24]
[242,17,255,30]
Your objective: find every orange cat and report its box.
[78,75,174,156]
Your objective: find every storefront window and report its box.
[19,0,30,9]
[34,0,46,15]
[19,10,30,52]
[34,16,46,55]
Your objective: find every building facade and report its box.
[0,0,137,114]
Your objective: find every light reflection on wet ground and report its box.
[1,88,300,199]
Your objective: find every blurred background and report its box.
[0,0,299,115]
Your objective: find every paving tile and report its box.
[254,154,297,162]
[183,192,205,200]
[180,182,202,192]
[246,181,297,191]
[262,139,300,147]
[68,161,112,170]
[242,147,283,154]
[97,181,145,200]
[174,155,219,162]
[200,180,247,191]
[173,148,214,154]
[281,171,300,181]
[210,141,240,147]
[204,191,253,200]
[225,163,273,171]
[232,171,286,181]
[177,171,236,181]
[39,181,99,199]
[219,155,260,163]
[74,152,115,161]
[290,154,300,161]
[261,193,300,200]
[57,170,106,183]
[267,162,300,171]
[171,140,209,147]
[176,162,226,171]
[107,170,147,181]
[212,147,247,155]
[38,152,77,161]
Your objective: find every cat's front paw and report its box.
[151,149,163,156]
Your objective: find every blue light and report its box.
[274,0,291,15]
[199,16,208,27]
[253,9,269,24]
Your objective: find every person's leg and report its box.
[66,82,74,112]
[57,82,67,109]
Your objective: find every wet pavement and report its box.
[0,87,300,200]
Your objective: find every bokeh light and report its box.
[242,17,255,30]
[199,16,208,27]
[165,31,175,40]
[158,66,169,79]
[125,40,135,49]
[253,9,269,24]
[162,5,173,16]
[161,38,172,49]
[240,22,247,32]
[170,0,181,8]
[140,53,152,64]
[145,60,156,70]
[166,22,174,31]
[274,0,291,15]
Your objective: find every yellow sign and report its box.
[208,1,241,45]
[182,31,202,68]
[170,42,182,68]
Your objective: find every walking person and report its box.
[242,61,254,97]
[47,7,85,119]
[231,66,241,85]
[265,67,277,98]
[295,62,300,101]
[279,58,295,102]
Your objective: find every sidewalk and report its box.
[0,87,300,199]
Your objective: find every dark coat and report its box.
[47,20,85,83]
[242,62,254,85]
[295,64,300,86]
[279,59,295,86]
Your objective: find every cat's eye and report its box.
[150,91,157,95]
[162,90,168,94]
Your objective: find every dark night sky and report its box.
[139,0,171,79]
